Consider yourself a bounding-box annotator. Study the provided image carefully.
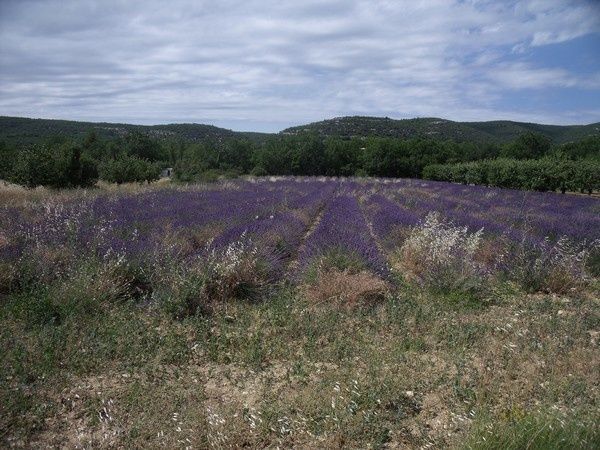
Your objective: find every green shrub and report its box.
[250,165,268,176]
[10,143,98,188]
[99,154,160,184]
[423,159,599,193]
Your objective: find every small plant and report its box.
[165,234,273,318]
[398,212,486,295]
[204,234,271,303]
[508,236,598,294]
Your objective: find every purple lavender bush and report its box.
[297,195,389,279]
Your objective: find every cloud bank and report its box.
[1,0,599,131]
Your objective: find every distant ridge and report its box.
[1,115,599,146]
[280,116,600,144]
[0,116,271,145]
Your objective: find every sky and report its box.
[0,0,599,132]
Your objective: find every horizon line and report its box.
[1,113,599,135]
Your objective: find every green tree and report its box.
[99,154,159,184]
[10,142,97,188]
[502,132,551,159]
[125,132,165,162]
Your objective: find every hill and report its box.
[0,116,272,145]
[2,115,599,147]
[281,116,600,144]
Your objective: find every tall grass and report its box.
[463,410,600,450]
[398,212,487,296]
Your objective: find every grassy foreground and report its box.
[2,279,599,449]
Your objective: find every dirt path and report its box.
[357,194,387,258]
[356,193,396,280]
[284,195,332,279]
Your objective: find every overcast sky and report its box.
[1,0,599,132]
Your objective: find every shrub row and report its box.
[422,158,600,193]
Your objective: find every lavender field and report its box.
[2,177,599,290]
[1,177,599,449]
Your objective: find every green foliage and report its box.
[323,137,361,175]
[250,165,268,176]
[553,135,600,160]
[2,115,598,189]
[281,116,600,145]
[501,132,551,159]
[253,132,326,175]
[98,154,160,184]
[174,139,254,182]
[124,132,165,162]
[10,142,98,188]
[423,158,600,193]
[0,141,18,180]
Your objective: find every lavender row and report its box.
[296,195,389,277]
[208,181,339,275]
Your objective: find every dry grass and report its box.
[303,268,389,307]
[0,179,224,209]
[2,280,599,448]
[4,286,598,449]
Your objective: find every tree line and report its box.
[423,159,599,194]
[0,128,598,191]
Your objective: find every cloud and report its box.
[484,63,599,89]
[0,0,599,130]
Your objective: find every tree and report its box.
[502,132,551,159]
[125,132,165,162]
[99,154,160,184]
[10,142,97,188]
[0,141,17,181]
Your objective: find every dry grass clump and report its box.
[203,236,272,304]
[509,236,598,295]
[0,180,103,207]
[397,212,486,295]
[0,182,51,207]
[164,236,273,318]
[95,180,157,193]
[158,224,225,258]
[303,268,388,307]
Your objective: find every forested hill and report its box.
[281,116,600,144]
[0,116,272,145]
[3,115,599,147]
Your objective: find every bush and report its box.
[203,236,271,303]
[501,132,551,159]
[250,165,267,176]
[507,236,598,294]
[398,212,487,295]
[165,235,272,318]
[423,159,600,193]
[99,154,160,184]
[10,143,98,188]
